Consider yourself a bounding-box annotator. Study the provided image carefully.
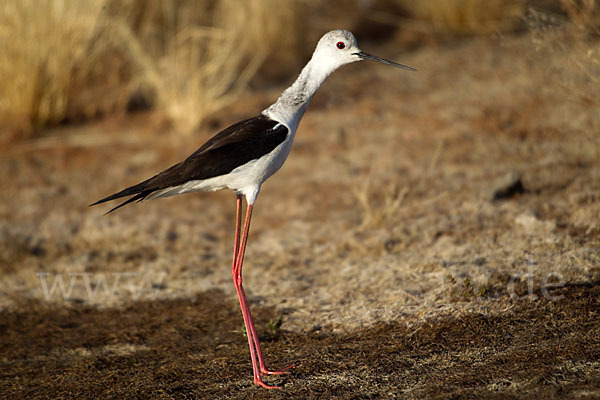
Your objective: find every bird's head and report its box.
[312,29,416,73]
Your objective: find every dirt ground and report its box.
[1,31,599,398]
[1,284,599,399]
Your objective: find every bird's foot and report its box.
[253,364,295,389]
[254,377,282,389]
[261,363,296,375]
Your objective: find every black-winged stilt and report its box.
[91,29,415,389]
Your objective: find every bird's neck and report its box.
[263,56,334,130]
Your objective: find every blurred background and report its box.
[1,0,600,322]
[1,0,596,137]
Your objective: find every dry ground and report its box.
[1,284,598,399]
[1,33,599,398]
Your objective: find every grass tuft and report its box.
[0,0,106,137]
[0,0,302,138]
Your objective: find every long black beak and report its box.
[354,51,416,71]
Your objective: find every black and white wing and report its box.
[91,115,288,213]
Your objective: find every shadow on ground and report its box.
[1,284,598,399]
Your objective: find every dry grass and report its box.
[3,0,591,139]
[0,0,302,138]
[527,2,600,139]
[351,181,410,228]
[397,0,525,35]
[106,0,301,134]
[0,0,106,136]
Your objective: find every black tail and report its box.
[90,180,154,214]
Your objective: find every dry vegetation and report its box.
[1,0,599,398]
[0,0,563,138]
[0,0,105,134]
[0,0,301,137]
[398,0,525,34]
[529,1,600,110]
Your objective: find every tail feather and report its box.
[104,192,150,215]
[90,179,156,214]
[89,180,150,207]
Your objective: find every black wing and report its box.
[91,114,288,213]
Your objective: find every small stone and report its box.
[491,172,525,201]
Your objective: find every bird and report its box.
[91,29,415,389]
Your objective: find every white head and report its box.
[312,29,416,73]
[264,30,415,124]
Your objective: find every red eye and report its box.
[336,41,345,49]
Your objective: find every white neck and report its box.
[263,55,335,131]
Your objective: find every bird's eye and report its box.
[336,41,345,49]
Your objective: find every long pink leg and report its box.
[234,200,294,375]
[233,202,293,375]
[232,200,286,389]
[231,197,263,386]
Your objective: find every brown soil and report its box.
[1,284,599,399]
[1,32,600,398]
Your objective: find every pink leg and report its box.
[231,197,262,386]
[234,202,293,375]
[231,200,291,389]
[232,195,243,266]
